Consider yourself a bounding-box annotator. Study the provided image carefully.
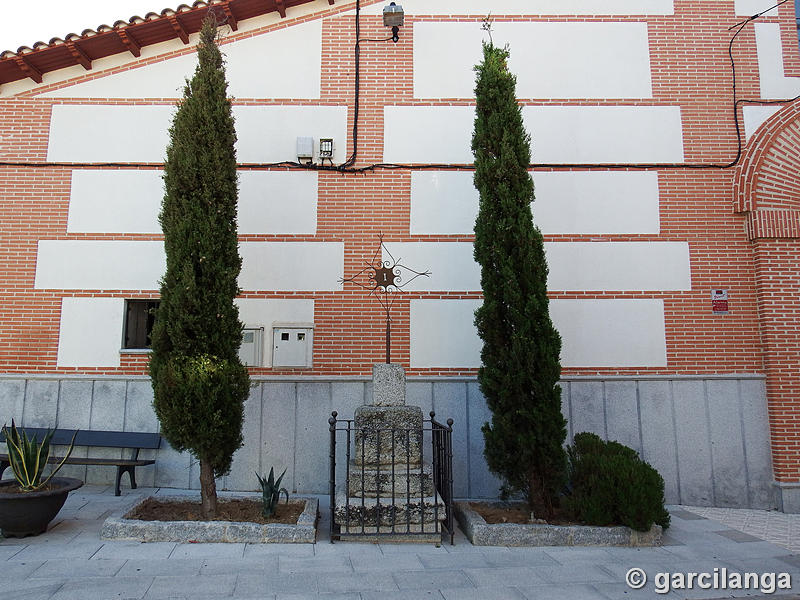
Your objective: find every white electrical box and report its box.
[238,327,264,367]
[272,323,314,368]
[296,136,314,160]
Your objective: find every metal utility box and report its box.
[272,324,314,368]
[238,327,264,367]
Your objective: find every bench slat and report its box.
[0,454,154,467]
[1,428,161,449]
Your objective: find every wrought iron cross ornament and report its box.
[340,234,431,364]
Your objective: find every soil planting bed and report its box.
[456,501,662,547]
[128,497,303,525]
[102,495,318,543]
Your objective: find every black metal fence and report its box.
[328,411,454,545]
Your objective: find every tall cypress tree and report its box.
[472,42,567,516]
[149,16,249,519]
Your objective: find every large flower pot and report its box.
[0,477,83,537]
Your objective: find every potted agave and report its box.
[0,420,82,537]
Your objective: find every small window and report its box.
[123,300,160,349]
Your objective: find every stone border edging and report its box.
[101,495,318,543]
[455,501,662,547]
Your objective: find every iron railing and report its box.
[329,411,454,545]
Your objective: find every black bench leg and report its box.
[115,466,137,496]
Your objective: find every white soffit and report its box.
[67,169,319,235]
[410,171,660,235]
[40,20,323,100]
[383,105,685,164]
[384,241,691,292]
[409,299,668,368]
[57,297,125,368]
[362,0,674,15]
[735,0,779,16]
[414,21,653,100]
[743,105,781,141]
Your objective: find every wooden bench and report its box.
[0,428,161,496]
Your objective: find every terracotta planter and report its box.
[0,477,83,537]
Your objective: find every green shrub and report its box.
[565,432,670,531]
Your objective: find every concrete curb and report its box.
[101,495,318,543]
[455,501,662,547]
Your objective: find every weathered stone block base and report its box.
[455,502,662,547]
[334,492,446,529]
[101,496,318,543]
[353,405,423,466]
[775,482,800,513]
[347,463,434,496]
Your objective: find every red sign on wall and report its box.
[711,289,729,315]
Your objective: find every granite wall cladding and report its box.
[0,374,774,508]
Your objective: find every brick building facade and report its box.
[0,0,798,511]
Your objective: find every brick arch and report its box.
[734,102,800,239]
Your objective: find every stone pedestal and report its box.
[337,363,445,541]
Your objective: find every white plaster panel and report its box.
[48,105,348,164]
[410,171,660,235]
[546,242,691,291]
[409,299,667,368]
[755,23,800,99]
[235,299,314,367]
[67,170,163,233]
[57,298,124,368]
[414,22,653,99]
[234,106,348,163]
[363,0,674,15]
[410,299,483,368]
[550,299,667,367]
[67,170,318,234]
[523,106,685,164]
[735,0,779,16]
[743,105,782,140]
[383,106,685,164]
[35,240,165,290]
[238,171,318,234]
[385,242,691,291]
[47,105,174,163]
[238,242,343,291]
[42,21,322,99]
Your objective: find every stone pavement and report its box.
[1,485,799,600]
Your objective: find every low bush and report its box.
[565,432,670,532]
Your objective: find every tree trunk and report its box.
[199,459,218,519]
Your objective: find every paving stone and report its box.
[318,572,402,593]
[417,552,493,570]
[393,569,474,592]
[118,558,205,577]
[350,553,425,572]
[93,540,177,560]
[534,565,616,584]
[168,542,246,559]
[29,558,125,578]
[462,566,543,588]
[440,586,526,600]
[714,529,770,543]
[235,572,319,596]
[50,576,154,600]
[145,574,237,599]
[200,555,279,575]
[279,594,361,600]
[517,584,608,600]
[279,555,353,573]
[361,592,444,600]
[12,541,104,560]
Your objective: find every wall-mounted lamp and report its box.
[383,2,404,43]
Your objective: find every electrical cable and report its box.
[0,0,797,173]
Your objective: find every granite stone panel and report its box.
[739,379,775,509]
[86,380,127,484]
[225,384,263,491]
[466,382,503,499]
[153,438,192,489]
[672,380,714,506]
[0,379,26,425]
[123,380,158,433]
[569,381,605,440]
[54,380,93,481]
[23,379,59,428]
[707,380,749,508]
[638,380,680,504]
[604,381,641,454]
[294,382,331,494]
[406,381,434,416]
[261,382,298,493]
[432,381,468,498]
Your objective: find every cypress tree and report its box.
[149,16,249,519]
[472,41,567,516]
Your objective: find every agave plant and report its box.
[256,467,289,519]
[2,420,77,492]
